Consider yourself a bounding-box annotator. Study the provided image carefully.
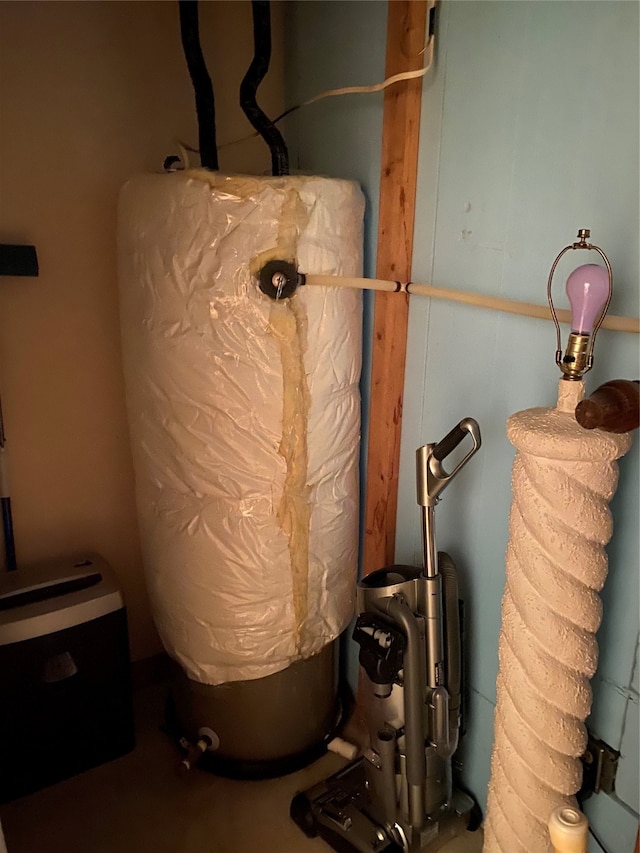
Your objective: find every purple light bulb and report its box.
[565,264,609,334]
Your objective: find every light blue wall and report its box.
[395,4,639,850]
[284,2,639,849]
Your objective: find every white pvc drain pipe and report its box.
[483,379,632,853]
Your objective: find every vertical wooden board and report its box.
[363,0,427,574]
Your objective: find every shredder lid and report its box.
[0,554,124,645]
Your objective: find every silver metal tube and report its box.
[421,574,445,689]
[416,444,437,579]
[374,595,425,831]
[421,505,438,578]
[431,686,450,757]
[375,728,398,826]
[408,785,424,830]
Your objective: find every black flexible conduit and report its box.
[178,0,218,170]
[0,397,17,571]
[240,1,289,176]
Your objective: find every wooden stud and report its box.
[363,0,427,574]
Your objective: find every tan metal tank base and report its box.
[167,639,341,778]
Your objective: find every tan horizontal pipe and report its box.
[304,274,640,334]
[306,274,399,293]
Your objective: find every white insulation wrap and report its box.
[118,171,364,686]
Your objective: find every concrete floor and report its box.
[1,684,483,853]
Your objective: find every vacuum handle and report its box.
[417,417,481,507]
[433,419,474,462]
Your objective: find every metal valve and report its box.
[257,260,305,300]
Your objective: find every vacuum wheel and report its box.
[466,799,483,833]
[290,792,319,838]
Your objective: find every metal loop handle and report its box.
[417,418,481,506]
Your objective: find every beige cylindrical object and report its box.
[118,172,364,686]
[548,806,588,853]
[483,379,633,853]
[327,736,359,761]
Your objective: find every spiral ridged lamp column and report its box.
[483,379,632,853]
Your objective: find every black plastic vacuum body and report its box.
[291,419,483,853]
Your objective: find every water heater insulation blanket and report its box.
[117,172,364,686]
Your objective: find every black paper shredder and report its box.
[0,554,135,802]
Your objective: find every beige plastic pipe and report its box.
[548,806,588,853]
[482,379,633,853]
[305,274,640,334]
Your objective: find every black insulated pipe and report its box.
[0,398,17,571]
[240,1,289,176]
[1,499,16,572]
[178,0,218,171]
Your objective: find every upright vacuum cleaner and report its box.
[292,417,482,853]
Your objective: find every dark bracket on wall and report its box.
[0,244,39,277]
[580,732,620,800]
